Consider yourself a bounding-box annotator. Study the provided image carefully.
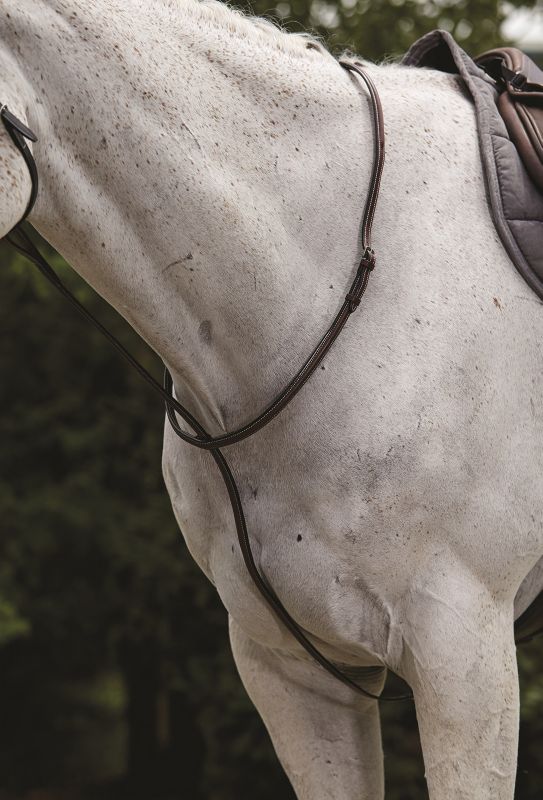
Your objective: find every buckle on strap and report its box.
[502,65,528,91]
[346,247,376,312]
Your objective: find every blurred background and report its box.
[1,1,543,799]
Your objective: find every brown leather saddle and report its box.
[475,47,543,192]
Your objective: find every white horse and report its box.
[1,1,542,797]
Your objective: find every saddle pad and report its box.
[402,29,543,301]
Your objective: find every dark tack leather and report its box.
[0,105,38,222]
[1,64,412,702]
[475,48,543,191]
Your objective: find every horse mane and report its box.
[167,0,331,57]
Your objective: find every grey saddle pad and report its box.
[402,29,543,301]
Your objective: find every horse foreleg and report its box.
[229,617,385,800]
[397,572,519,800]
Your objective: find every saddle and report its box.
[475,47,543,192]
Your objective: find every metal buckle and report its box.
[361,246,376,270]
[346,247,376,312]
[502,66,527,91]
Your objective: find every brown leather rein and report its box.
[1,60,412,702]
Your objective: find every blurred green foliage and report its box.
[1,1,543,798]
[0,235,297,800]
[0,600,30,646]
[242,0,540,61]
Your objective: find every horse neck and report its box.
[2,0,384,432]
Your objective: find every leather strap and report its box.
[0,105,38,222]
[1,61,413,702]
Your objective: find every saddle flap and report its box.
[475,47,543,191]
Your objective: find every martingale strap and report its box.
[0,60,413,702]
[0,104,39,222]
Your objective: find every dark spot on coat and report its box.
[297,534,302,542]
[198,320,212,345]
